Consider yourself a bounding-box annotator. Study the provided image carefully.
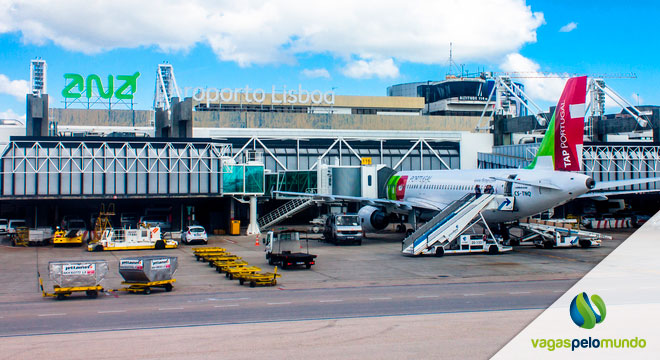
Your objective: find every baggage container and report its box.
[48,260,108,288]
[119,256,178,283]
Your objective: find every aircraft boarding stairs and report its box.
[402,193,503,256]
[258,197,315,230]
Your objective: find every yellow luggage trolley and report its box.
[227,266,261,280]
[40,278,103,300]
[119,279,176,295]
[203,255,240,265]
[41,260,109,300]
[214,260,248,273]
[192,247,226,254]
[195,251,231,262]
[239,267,281,287]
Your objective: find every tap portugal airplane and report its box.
[275,76,659,234]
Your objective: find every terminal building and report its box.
[1,61,659,234]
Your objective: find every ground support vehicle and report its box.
[323,214,363,245]
[425,234,512,257]
[202,255,240,265]
[518,218,610,249]
[53,229,87,247]
[227,266,261,280]
[309,216,326,234]
[214,260,248,273]
[41,260,108,300]
[88,225,177,251]
[117,256,178,294]
[118,279,176,294]
[193,247,226,253]
[239,267,281,287]
[40,278,103,300]
[194,250,229,261]
[8,224,52,246]
[10,227,29,247]
[263,231,317,270]
[55,218,89,246]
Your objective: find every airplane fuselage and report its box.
[390,169,594,223]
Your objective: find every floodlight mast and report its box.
[154,62,181,111]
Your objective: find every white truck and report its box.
[88,225,178,251]
[423,234,512,257]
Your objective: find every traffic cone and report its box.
[255,236,260,246]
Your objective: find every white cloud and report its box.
[0,108,26,122]
[0,0,545,68]
[499,53,569,103]
[301,68,330,79]
[0,74,29,100]
[342,58,399,79]
[559,22,577,33]
[632,93,644,105]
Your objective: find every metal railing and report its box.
[258,197,315,230]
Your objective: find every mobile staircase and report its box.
[402,193,505,256]
[258,197,315,230]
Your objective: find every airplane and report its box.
[275,76,658,237]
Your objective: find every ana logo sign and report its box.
[62,72,140,100]
[570,292,607,329]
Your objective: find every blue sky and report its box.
[0,0,657,120]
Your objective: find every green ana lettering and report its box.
[62,72,140,100]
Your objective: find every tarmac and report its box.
[0,226,631,359]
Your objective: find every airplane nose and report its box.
[586,177,596,190]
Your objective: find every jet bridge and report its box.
[401,193,507,256]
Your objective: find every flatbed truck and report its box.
[263,231,317,270]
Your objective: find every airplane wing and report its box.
[488,176,561,190]
[272,191,439,212]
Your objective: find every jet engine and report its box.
[358,205,389,232]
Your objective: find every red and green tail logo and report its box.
[527,76,587,171]
[386,175,408,200]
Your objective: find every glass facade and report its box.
[417,80,488,103]
[221,164,265,194]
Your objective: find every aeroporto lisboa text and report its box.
[184,85,336,107]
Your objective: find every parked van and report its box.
[323,214,363,245]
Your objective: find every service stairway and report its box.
[402,193,501,256]
[258,197,315,230]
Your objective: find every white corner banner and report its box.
[493,210,660,359]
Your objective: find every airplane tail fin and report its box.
[526,76,587,171]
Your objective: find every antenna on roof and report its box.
[447,42,462,78]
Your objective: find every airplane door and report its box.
[505,174,517,196]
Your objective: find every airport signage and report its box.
[185,84,336,107]
[62,72,140,100]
